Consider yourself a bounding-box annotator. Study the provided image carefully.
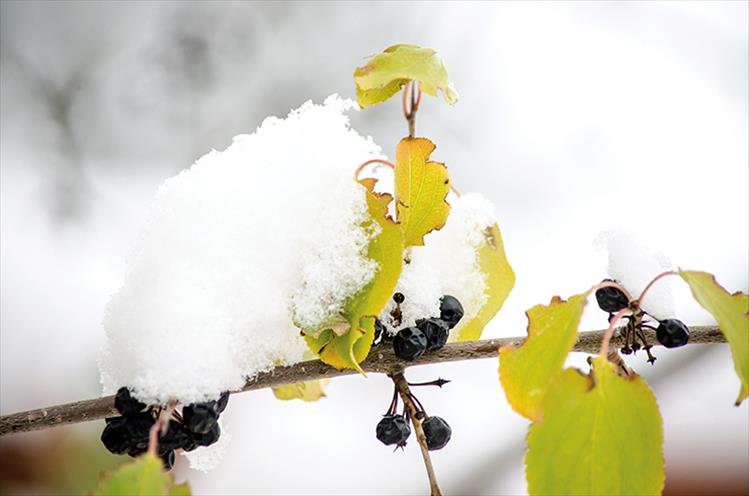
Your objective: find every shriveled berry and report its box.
[215,391,230,414]
[595,280,629,313]
[439,295,464,329]
[183,403,219,434]
[393,292,405,304]
[193,423,221,447]
[418,318,450,351]
[375,414,411,446]
[656,319,689,348]
[123,412,155,447]
[127,444,148,458]
[160,450,176,470]
[114,387,146,417]
[393,327,428,361]
[101,417,129,455]
[422,416,451,451]
[160,421,192,451]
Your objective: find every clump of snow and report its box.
[595,229,675,319]
[99,96,383,405]
[184,419,231,473]
[379,193,497,335]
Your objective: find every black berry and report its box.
[439,295,464,329]
[114,387,146,417]
[393,327,428,361]
[215,391,230,414]
[159,421,192,451]
[375,414,411,446]
[123,412,155,448]
[393,292,405,304]
[422,416,451,451]
[418,318,450,351]
[656,319,689,348]
[595,280,629,313]
[192,422,221,447]
[101,417,129,455]
[160,450,176,470]
[183,403,219,435]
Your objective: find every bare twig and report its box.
[391,369,442,496]
[0,325,725,437]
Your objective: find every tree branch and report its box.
[0,325,725,437]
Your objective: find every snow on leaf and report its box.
[453,223,515,341]
[526,357,664,496]
[678,270,749,405]
[304,178,403,371]
[354,44,458,108]
[395,138,451,247]
[499,293,588,421]
[95,453,187,496]
[273,379,328,402]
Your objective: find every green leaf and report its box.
[273,379,328,402]
[95,453,188,496]
[453,223,515,341]
[526,357,664,496]
[678,270,749,405]
[304,179,403,371]
[395,137,451,247]
[499,293,588,421]
[354,44,458,108]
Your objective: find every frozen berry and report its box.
[114,387,146,417]
[375,414,411,446]
[393,292,405,304]
[595,280,629,313]
[215,391,230,414]
[101,417,129,455]
[123,412,155,447]
[159,421,191,451]
[160,450,176,470]
[183,403,219,434]
[193,422,221,447]
[656,319,689,348]
[422,416,451,451]
[439,295,464,329]
[393,327,428,361]
[418,318,450,351]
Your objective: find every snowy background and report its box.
[1,1,747,494]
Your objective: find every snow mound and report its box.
[99,96,383,404]
[184,419,231,473]
[595,229,675,319]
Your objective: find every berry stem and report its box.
[637,270,677,309]
[402,81,422,137]
[391,370,442,496]
[599,308,633,357]
[353,158,396,182]
[147,419,162,456]
[408,378,451,388]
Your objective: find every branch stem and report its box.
[0,325,725,438]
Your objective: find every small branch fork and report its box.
[0,326,725,438]
[391,369,442,496]
[403,81,422,137]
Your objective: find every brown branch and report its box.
[391,370,442,496]
[0,325,725,437]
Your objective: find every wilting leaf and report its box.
[95,453,189,496]
[679,270,749,405]
[395,137,451,247]
[499,293,588,421]
[273,379,329,402]
[454,223,515,341]
[354,44,458,108]
[526,357,664,496]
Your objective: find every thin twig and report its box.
[0,325,725,437]
[391,370,442,496]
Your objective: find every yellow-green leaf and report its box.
[168,484,192,496]
[395,138,451,247]
[304,179,403,371]
[354,44,458,108]
[526,357,664,496]
[453,223,515,341]
[499,293,588,421]
[95,453,187,496]
[273,379,329,402]
[678,270,749,405]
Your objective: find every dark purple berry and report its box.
[418,318,450,351]
[183,403,219,434]
[393,292,405,304]
[159,421,192,451]
[595,280,629,313]
[439,295,464,329]
[114,387,146,417]
[393,327,428,361]
[192,423,221,447]
[160,450,176,470]
[101,417,129,455]
[123,412,155,447]
[656,319,689,348]
[375,414,411,446]
[422,416,451,451]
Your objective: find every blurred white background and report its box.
[1,1,747,494]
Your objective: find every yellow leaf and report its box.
[273,379,329,402]
[395,138,451,247]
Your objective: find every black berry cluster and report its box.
[378,294,464,362]
[100,387,229,470]
[594,279,690,364]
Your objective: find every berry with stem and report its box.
[393,327,428,361]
